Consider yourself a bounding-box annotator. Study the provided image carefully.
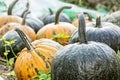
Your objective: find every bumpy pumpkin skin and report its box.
[52,13,120,80]
[52,42,120,80]
[0,22,36,41]
[70,20,120,52]
[14,28,63,80]
[36,22,76,45]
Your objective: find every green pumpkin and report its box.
[102,10,120,26]
[39,6,71,25]
[0,30,30,59]
[51,13,120,80]
[69,16,120,52]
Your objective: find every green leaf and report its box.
[47,77,51,80]
[40,74,47,79]
[10,71,16,77]
[8,58,14,66]
[4,51,8,56]
[52,34,70,39]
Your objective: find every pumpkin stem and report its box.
[55,6,72,24]
[15,28,34,51]
[78,13,88,44]
[7,0,19,15]
[21,1,30,18]
[95,16,102,28]
[83,12,92,21]
[22,10,30,25]
[48,8,53,15]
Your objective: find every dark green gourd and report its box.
[51,13,120,80]
[69,16,120,52]
[39,6,71,25]
[0,30,30,59]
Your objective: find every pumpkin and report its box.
[0,30,28,58]
[72,12,94,27]
[70,16,120,52]
[14,28,63,80]
[36,6,76,45]
[0,0,22,28]
[51,13,120,80]
[102,10,120,26]
[39,6,71,25]
[0,10,36,41]
[20,1,44,33]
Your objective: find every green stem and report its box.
[7,0,19,15]
[55,6,71,24]
[48,8,53,15]
[15,28,34,51]
[21,1,30,18]
[78,13,88,44]
[95,16,102,28]
[83,12,92,21]
[22,11,30,25]
[9,45,17,58]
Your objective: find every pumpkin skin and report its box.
[72,12,94,27]
[36,6,76,45]
[69,16,120,52]
[25,17,44,33]
[0,0,22,28]
[14,28,63,80]
[0,23,36,41]
[39,7,71,25]
[52,13,120,80]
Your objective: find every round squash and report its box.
[36,6,76,45]
[14,28,63,80]
[39,6,71,25]
[0,11,36,41]
[72,12,94,27]
[51,13,120,80]
[70,16,120,52]
[0,0,22,28]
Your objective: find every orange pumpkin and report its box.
[0,0,22,28]
[72,12,94,27]
[36,6,76,45]
[14,28,63,80]
[0,11,36,41]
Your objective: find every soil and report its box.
[0,64,16,80]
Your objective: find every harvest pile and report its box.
[0,0,120,80]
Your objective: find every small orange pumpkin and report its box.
[14,28,63,80]
[0,11,36,41]
[36,6,76,45]
[0,0,22,28]
[72,12,94,27]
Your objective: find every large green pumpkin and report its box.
[69,16,120,52]
[51,13,120,80]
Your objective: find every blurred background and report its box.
[0,0,120,20]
